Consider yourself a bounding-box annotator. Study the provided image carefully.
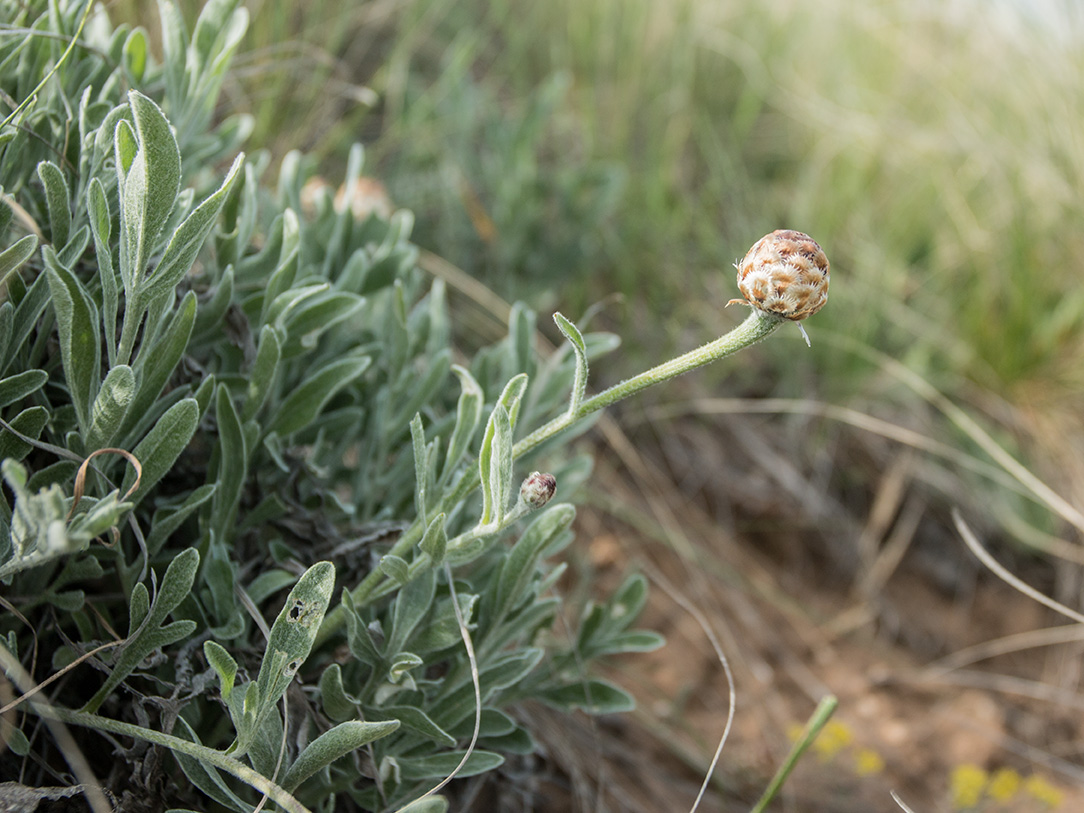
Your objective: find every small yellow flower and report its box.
[1024,774,1064,809]
[950,764,988,810]
[986,768,1021,802]
[812,720,853,761]
[854,747,885,776]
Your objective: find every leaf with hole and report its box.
[234,561,335,758]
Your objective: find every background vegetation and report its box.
[7,0,1084,809]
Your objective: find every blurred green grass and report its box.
[117,0,1084,534]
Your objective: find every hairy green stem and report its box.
[33,705,312,813]
[315,310,783,647]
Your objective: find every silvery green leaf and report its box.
[507,301,536,379]
[210,385,246,539]
[342,591,382,665]
[318,664,359,723]
[396,798,449,813]
[203,640,237,699]
[188,1,248,130]
[266,282,326,330]
[157,0,189,105]
[44,247,100,436]
[243,568,297,604]
[378,554,409,586]
[83,547,200,712]
[379,704,455,747]
[553,312,588,417]
[478,404,512,526]
[55,226,89,269]
[3,725,29,757]
[0,234,38,290]
[87,364,135,450]
[0,369,47,409]
[0,406,48,463]
[281,719,399,793]
[36,161,70,247]
[0,460,75,579]
[87,179,119,364]
[493,503,576,622]
[419,513,447,567]
[432,649,541,732]
[215,163,258,268]
[388,651,423,683]
[239,561,335,756]
[495,372,529,431]
[144,484,215,556]
[396,750,504,781]
[449,707,516,739]
[123,27,148,82]
[256,210,301,324]
[9,275,51,372]
[388,347,451,432]
[121,398,200,506]
[125,290,196,439]
[388,567,435,656]
[141,153,243,311]
[172,716,249,813]
[242,323,281,420]
[123,91,182,286]
[279,290,365,357]
[410,593,477,654]
[190,265,233,342]
[537,678,635,715]
[410,413,429,526]
[266,353,370,437]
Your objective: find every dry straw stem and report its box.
[0,643,116,813]
[395,561,483,811]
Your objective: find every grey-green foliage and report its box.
[0,1,661,810]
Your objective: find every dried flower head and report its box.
[728,230,829,322]
[519,472,557,510]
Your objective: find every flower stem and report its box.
[315,310,782,648]
[516,309,782,458]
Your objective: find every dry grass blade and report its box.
[0,640,122,716]
[395,562,483,811]
[891,790,917,812]
[0,642,113,813]
[68,447,143,522]
[640,559,736,813]
[924,623,1084,675]
[953,509,1084,625]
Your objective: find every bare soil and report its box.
[505,406,1084,812]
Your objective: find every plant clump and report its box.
[0,2,826,811]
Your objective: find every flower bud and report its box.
[519,472,556,510]
[728,230,829,321]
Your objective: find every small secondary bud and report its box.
[728,229,829,322]
[519,472,556,510]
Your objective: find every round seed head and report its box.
[519,472,557,510]
[731,230,829,321]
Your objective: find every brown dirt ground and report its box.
[486,405,1084,813]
